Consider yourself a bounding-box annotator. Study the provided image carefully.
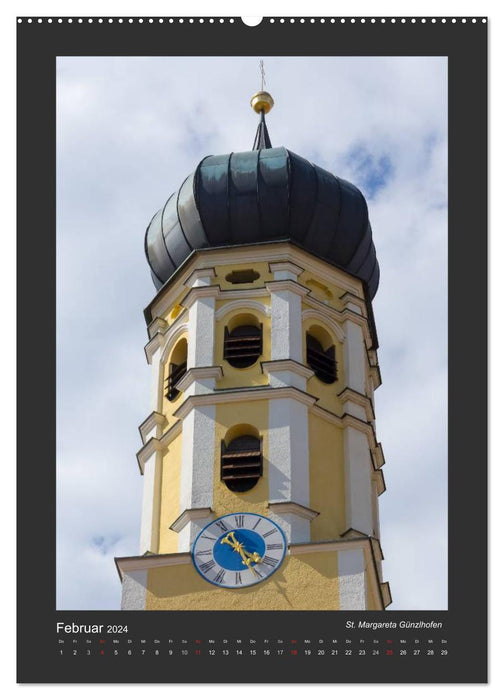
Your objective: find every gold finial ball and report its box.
[250,91,274,114]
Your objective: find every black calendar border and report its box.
[17,16,487,684]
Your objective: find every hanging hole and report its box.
[241,16,263,27]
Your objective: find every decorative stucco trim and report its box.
[217,287,270,300]
[339,291,368,317]
[268,500,320,520]
[115,552,192,579]
[381,582,392,608]
[181,285,220,310]
[371,442,385,469]
[175,366,223,392]
[147,316,169,339]
[266,279,310,297]
[146,244,364,326]
[138,411,168,444]
[215,299,271,321]
[183,267,216,288]
[173,385,318,421]
[289,538,369,555]
[368,363,382,390]
[269,261,305,278]
[302,308,345,342]
[136,437,164,475]
[309,403,383,458]
[338,387,375,422]
[136,420,182,474]
[373,469,386,496]
[169,507,214,533]
[261,359,314,380]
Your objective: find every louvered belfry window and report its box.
[223,324,262,368]
[220,435,263,492]
[165,361,187,401]
[306,333,337,384]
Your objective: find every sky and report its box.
[56,55,447,610]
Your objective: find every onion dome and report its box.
[145,92,379,299]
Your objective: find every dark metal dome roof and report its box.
[145,146,379,298]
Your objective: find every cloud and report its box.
[57,56,447,610]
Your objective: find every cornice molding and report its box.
[146,243,365,326]
[339,291,368,317]
[147,316,169,339]
[181,285,220,309]
[261,359,315,380]
[173,385,318,421]
[268,500,320,521]
[371,442,385,469]
[269,261,305,278]
[373,468,386,496]
[309,403,384,462]
[138,411,168,445]
[183,267,216,288]
[338,387,376,422]
[115,552,192,579]
[217,287,270,300]
[169,507,214,533]
[136,420,182,474]
[266,279,310,297]
[175,366,223,392]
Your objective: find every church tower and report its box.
[116,87,391,611]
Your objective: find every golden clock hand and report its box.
[221,531,262,570]
[240,546,262,564]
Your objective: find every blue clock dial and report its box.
[191,512,287,588]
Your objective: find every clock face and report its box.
[192,512,287,589]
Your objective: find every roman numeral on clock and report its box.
[235,571,242,585]
[266,543,283,550]
[215,520,229,533]
[262,556,279,567]
[234,515,244,528]
[262,528,278,538]
[213,568,226,584]
[252,567,264,578]
[200,559,216,574]
[198,549,213,556]
[201,534,217,541]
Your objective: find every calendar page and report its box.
[17,13,487,684]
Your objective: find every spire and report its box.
[250,59,274,150]
[252,110,272,150]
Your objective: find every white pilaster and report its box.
[183,268,218,369]
[343,426,373,535]
[343,319,367,394]
[267,280,308,363]
[139,452,162,554]
[338,548,367,610]
[268,397,311,543]
[149,346,163,412]
[178,404,215,551]
[121,570,147,610]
